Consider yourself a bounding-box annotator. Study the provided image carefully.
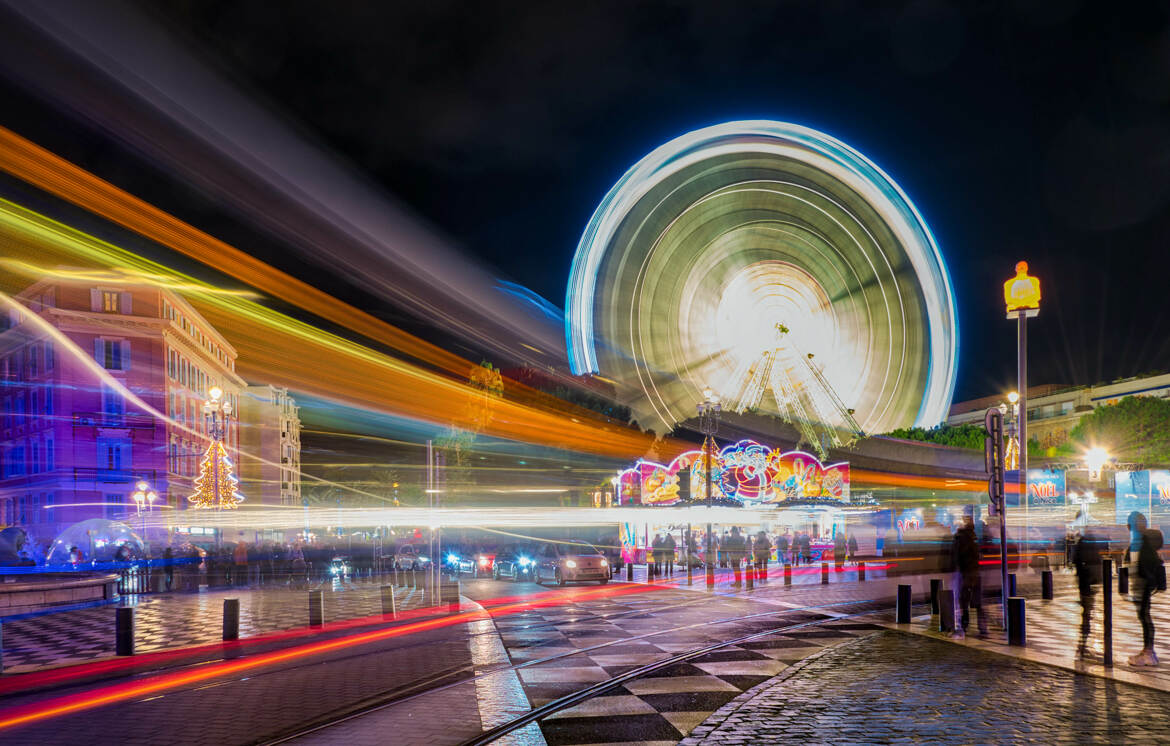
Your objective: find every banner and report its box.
[1115,470,1152,524]
[1026,468,1065,509]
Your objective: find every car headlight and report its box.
[518,557,532,567]
[478,557,489,566]
[447,553,459,564]
[565,560,577,568]
[600,559,608,566]
[419,556,429,562]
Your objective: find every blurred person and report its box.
[775,531,789,566]
[1127,512,1165,666]
[651,533,664,575]
[163,546,175,591]
[834,532,847,569]
[952,516,986,638]
[234,541,249,587]
[799,531,812,566]
[719,532,730,568]
[1072,526,1102,659]
[753,531,771,579]
[664,532,676,574]
[725,527,748,587]
[848,533,859,563]
[686,530,699,567]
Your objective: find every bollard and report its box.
[1118,566,1129,596]
[626,561,634,582]
[938,589,955,632]
[411,569,418,589]
[930,578,941,616]
[308,589,324,627]
[746,565,754,590]
[706,562,715,590]
[116,606,134,656]
[896,584,912,624]
[223,598,240,641]
[687,563,693,586]
[1007,596,1026,646]
[647,563,655,583]
[440,578,460,612]
[1008,573,1017,598]
[858,561,866,582]
[381,585,397,617]
[821,562,829,585]
[784,563,792,586]
[1103,558,1113,666]
[1041,570,1054,600]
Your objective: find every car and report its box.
[492,545,537,581]
[328,556,352,577]
[533,541,610,585]
[393,544,432,571]
[445,547,495,577]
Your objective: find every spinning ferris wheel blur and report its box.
[565,121,958,442]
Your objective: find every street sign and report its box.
[984,408,1005,516]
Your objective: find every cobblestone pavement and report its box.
[0,576,434,672]
[683,631,1170,745]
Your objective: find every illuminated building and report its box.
[947,372,1170,451]
[566,120,958,441]
[238,384,302,506]
[0,278,242,541]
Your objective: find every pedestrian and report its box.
[952,516,987,637]
[726,527,748,587]
[847,533,859,564]
[651,533,663,575]
[1072,525,1102,659]
[799,532,811,566]
[664,533,676,574]
[775,532,789,567]
[1127,512,1165,666]
[753,531,772,580]
[834,531,847,569]
[163,546,175,591]
[234,541,248,587]
[686,530,699,569]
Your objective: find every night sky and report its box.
[11,1,1170,404]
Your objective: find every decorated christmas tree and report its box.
[188,440,244,510]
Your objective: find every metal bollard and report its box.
[930,578,941,616]
[1007,596,1026,646]
[626,561,634,582]
[896,584,912,624]
[381,585,397,618]
[411,569,417,589]
[1118,566,1129,596]
[647,563,655,583]
[821,562,829,585]
[938,589,955,632]
[746,565,754,590]
[706,562,715,590]
[116,606,134,656]
[223,598,240,641]
[1041,570,1054,600]
[858,561,866,581]
[784,563,792,586]
[1008,573,1017,597]
[308,589,324,627]
[1103,558,1113,666]
[687,562,693,586]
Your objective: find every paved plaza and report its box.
[682,631,1170,745]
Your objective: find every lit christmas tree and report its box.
[188,440,244,510]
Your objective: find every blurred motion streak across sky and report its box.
[0,0,566,368]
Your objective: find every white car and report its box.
[534,541,610,585]
[393,544,432,571]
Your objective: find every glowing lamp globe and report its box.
[1004,261,1041,315]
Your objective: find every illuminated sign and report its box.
[1026,468,1065,509]
[619,439,849,506]
[1004,261,1041,314]
[1150,470,1170,519]
[1115,471,1152,523]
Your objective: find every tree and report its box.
[884,423,986,450]
[188,441,244,509]
[1067,396,1170,465]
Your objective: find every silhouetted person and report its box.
[799,532,811,566]
[163,546,175,591]
[775,532,789,566]
[1128,512,1164,666]
[952,516,987,637]
[725,527,748,587]
[664,533,676,574]
[1072,526,1102,659]
[753,531,771,580]
[847,534,859,563]
[834,532,847,569]
[651,534,663,575]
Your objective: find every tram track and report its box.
[260,593,918,745]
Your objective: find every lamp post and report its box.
[201,386,233,544]
[1004,262,1040,541]
[698,388,721,589]
[131,479,158,551]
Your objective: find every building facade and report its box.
[946,372,1170,451]
[0,279,245,546]
[238,384,301,506]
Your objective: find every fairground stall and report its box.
[614,439,877,564]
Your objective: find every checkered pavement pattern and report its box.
[492,588,885,746]
[0,579,431,673]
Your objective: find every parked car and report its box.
[492,545,537,582]
[445,546,495,577]
[393,544,432,571]
[328,556,352,577]
[534,540,610,585]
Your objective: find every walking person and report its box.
[664,533,677,574]
[847,533,859,564]
[753,531,772,581]
[799,531,811,567]
[726,527,748,587]
[163,546,175,591]
[775,532,790,568]
[650,534,662,576]
[833,531,847,570]
[1127,512,1165,666]
[952,516,987,638]
[1072,525,1102,659]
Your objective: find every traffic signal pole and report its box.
[985,408,1008,625]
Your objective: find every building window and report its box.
[102,291,121,313]
[95,339,129,370]
[44,341,53,370]
[44,386,52,416]
[31,441,39,473]
[45,438,53,471]
[9,446,25,477]
[28,345,37,377]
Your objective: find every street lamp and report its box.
[697,387,721,589]
[1084,446,1110,482]
[1004,262,1040,520]
[131,479,159,550]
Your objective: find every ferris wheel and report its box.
[565,120,958,441]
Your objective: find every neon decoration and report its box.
[618,439,849,506]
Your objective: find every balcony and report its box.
[73,412,157,429]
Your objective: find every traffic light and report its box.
[984,408,1005,516]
